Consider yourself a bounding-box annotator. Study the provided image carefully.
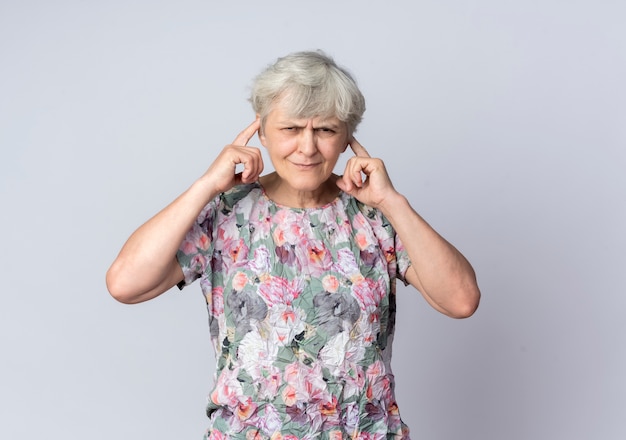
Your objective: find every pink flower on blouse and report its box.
[282,362,329,405]
[268,304,306,346]
[207,428,225,440]
[272,227,287,247]
[282,385,298,406]
[181,225,211,254]
[283,362,300,387]
[366,360,385,383]
[270,209,301,242]
[211,287,224,316]
[329,430,343,440]
[248,246,271,275]
[352,278,385,311]
[343,366,366,400]
[368,374,393,403]
[353,212,369,230]
[232,271,249,291]
[322,275,340,293]
[333,248,359,278]
[197,233,211,251]
[258,366,281,400]
[190,254,208,274]
[253,210,272,238]
[333,215,352,243]
[245,429,264,440]
[319,395,340,425]
[306,239,333,277]
[355,231,373,251]
[211,368,243,407]
[342,402,360,434]
[181,239,197,255]
[366,360,391,401]
[254,403,282,436]
[259,276,303,306]
[221,237,249,274]
[273,207,297,225]
[356,432,386,440]
[236,397,258,421]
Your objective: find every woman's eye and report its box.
[317,128,335,135]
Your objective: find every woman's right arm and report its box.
[106,119,263,304]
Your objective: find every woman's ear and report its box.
[257,114,266,146]
[342,136,352,152]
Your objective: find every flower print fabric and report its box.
[177,183,412,440]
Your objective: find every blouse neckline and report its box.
[256,181,344,212]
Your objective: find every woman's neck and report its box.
[258,173,340,208]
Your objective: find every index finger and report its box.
[349,137,371,158]
[233,118,261,146]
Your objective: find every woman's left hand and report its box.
[336,138,397,210]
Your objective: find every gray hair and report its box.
[249,50,366,134]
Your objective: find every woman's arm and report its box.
[337,139,480,318]
[106,119,264,304]
[106,179,218,304]
[379,192,480,318]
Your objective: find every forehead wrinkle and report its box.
[274,115,342,129]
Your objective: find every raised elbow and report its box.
[450,284,481,319]
[106,266,139,304]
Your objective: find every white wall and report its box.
[1,1,624,439]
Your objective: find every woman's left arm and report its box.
[337,139,480,318]
[379,191,480,318]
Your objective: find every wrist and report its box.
[378,191,409,219]
[188,176,222,204]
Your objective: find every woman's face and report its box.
[259,101,349,196]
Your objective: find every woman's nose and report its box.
[298,129,317,155]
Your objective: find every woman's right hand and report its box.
[106,119,264,304]
[199,118,264,194]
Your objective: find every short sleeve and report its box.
[175,199,218,290]
[356,199,413,286]
[394,232,412,286]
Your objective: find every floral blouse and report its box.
[177,183,411,440]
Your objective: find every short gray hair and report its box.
[250,50,366,134]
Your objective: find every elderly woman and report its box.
[107,50,480,439]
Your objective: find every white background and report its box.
[1,1,625,439]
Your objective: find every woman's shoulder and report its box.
[340,191,382,219]
[196,183,262,223]
[219,182,263,210]
[340,192,393,234]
